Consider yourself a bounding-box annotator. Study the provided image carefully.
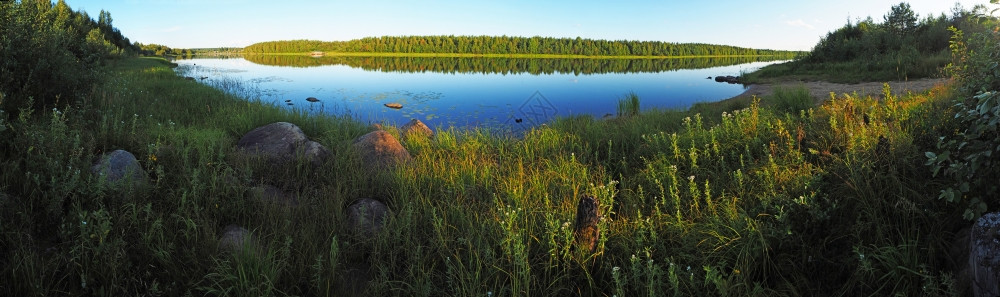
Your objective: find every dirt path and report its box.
[732,78,949,103]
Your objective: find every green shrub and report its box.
[927,23,1000,220]
[0,0,137,112]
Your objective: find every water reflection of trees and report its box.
[242,55,787,75]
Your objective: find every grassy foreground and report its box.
[0,57,968,296]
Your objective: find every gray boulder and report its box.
[90,150,148,187]
[347,198,388,236]
[237,122,330,166]
[971,212,1000,297]
[401,119,433,140]
[219,225,255,254]
[352,130,412,168]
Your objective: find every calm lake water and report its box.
[174,56,785,129]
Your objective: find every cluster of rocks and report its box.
[221,119,434,252]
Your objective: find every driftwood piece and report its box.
[573,195,601,253]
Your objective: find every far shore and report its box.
[241,51,797,60]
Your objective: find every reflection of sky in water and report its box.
[175,58,782,129]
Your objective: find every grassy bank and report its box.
[0,57,968,296]
[740,49,950,84]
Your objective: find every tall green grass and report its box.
[616,91,641,117]
[769,85,813,114]
[0,57,966,296]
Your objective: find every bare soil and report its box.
[731,78,950,103]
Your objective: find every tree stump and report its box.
[970,212,1000,297]
[573,195,601,253]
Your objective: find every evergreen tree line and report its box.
[242,35,801,57]
[242,54,785,75]
[0,0,139,111]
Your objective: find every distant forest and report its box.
[242,36,801,57]
[240,54,785,75]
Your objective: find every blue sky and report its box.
[70,0,988,51]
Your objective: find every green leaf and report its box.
[939,188,956,202]
[963,209,975,221]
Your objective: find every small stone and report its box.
[401,119,433,140]
[301,140,331,166]
[347,198,389,236]
[250,184,298,206]
[219,225,254,253]
[90,149,148,187]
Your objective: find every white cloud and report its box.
[785,19,815,30]
[161,26,182,33]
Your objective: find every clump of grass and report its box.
[769,85,812,114]
[616,91,641,117]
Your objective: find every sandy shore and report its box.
[731,78,949,103]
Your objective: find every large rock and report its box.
[401,119,433,140]
[219,224,255,254]
[714,75,740,84]
[971,212,1000,297]
[347,198,388,236]
[90,149,148,187]
[352,130,412,168]
[237,122,330,166]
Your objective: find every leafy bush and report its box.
[926,15,1000,219]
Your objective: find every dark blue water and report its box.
[175,57,782,129]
